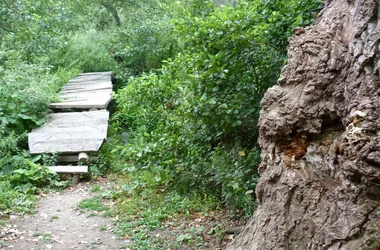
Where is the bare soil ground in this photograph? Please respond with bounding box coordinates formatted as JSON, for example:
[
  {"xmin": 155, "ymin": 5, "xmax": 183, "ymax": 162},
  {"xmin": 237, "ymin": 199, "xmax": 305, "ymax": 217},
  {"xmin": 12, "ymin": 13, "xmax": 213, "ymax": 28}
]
[{"xmin": 0, "ymin": 180, "xmax": 128, "ymax": 250}]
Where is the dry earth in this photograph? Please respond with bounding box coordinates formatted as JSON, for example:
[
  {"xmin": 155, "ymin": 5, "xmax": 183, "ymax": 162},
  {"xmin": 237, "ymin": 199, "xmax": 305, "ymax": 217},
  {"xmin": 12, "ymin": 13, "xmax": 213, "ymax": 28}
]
[{"xmin": 0, "ymin": 180, "xmax": 129, "ymax": 250}]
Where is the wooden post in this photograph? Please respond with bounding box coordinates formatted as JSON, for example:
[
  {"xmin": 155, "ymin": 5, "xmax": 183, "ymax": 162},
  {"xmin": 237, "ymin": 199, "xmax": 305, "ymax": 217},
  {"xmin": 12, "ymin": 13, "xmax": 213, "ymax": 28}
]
[
  {"xmin": 73, "ymin": 152, "xmax": 89, "ymax": 185},
  {"xmin": 73, "ymin": 174, "xmax": 80, "ymax": 185},
  {"xmin": 78, "ymin": 152, "xmax": 89, "ymax": 163}
]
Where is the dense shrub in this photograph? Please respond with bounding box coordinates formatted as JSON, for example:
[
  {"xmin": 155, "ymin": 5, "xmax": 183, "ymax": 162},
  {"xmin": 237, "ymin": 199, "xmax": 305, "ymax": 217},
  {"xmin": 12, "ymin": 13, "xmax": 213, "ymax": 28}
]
[
  {"xmin": 0, "ymin": 180, "xmax": 35, "ymax": 216},
  {"xmin": 0, "ymin": 64, "xmax": 75, "ymax": 134},
  {"xmin": 48, "ymin": 29, "xmax": 118, "ymax": 73},
  {"xmin": 109, "ymin": 0, "xmax": 321, "ymax": 213},
  {"xmin": 110, "ymin": 1, "xmax": 177, "ymax": 83}
]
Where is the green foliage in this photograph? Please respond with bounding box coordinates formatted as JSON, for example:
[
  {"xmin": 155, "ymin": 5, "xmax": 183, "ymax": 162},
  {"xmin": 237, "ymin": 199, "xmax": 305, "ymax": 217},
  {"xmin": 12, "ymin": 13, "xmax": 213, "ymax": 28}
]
[
  {"xmin": 109, "ymin": 0, "xmax": 321, "ymax": 214},
  {"xmin": 110, "ymin": 0, "xmax": 177, "ymax": 83},
  {"xmin": 115, "ymin": 185, "xmax": 221, "ymax": 249},
  {"xmin": 0, "ymin": 39, "xmax": 78, "ymax": 217},
  {"xmin": 0, "ymin": 64, "xmax": 75, "ymax": 134},
  {"xmin": 48, "ymin": 29, "xmax": 118, "ymax": 72},
  {"xmin": 0, "ymin": 0, "xmax": 77, "ymax": 64},
  {"xmin": 9, "ymin": 160, "xmax": 58, "ymax": 192},
  {"xmin": 88, "ymin": 157, "xmax": 109, "ymax": 177},
  {"xmin": 0, "ymin": 151, "xmax": 62, "ymax": 216},
  {"xmin": 0, "ymin": 0, "xmax": 322, "ymax": 219},
  {"xmin": 0, "ymin": 63, "xmax": 77, "ymax": 176},
  {"xmin": 210, "ymin": 146, "xmax": 260, "ymax": 214},
  {"xmin": 0, "ymin": 180, "xmax": 36, "ymax": 216}
]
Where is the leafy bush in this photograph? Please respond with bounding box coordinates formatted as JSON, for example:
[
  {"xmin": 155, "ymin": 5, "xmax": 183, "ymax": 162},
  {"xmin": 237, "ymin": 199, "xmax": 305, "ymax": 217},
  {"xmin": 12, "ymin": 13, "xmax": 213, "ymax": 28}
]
[
  {"xmin": 0, "ymin": 0, "xmax": 77, "ymax": 65},
  {"xmin": 0, "ymin": 151, "xmax": 61, "ymax": 216},
  {"xmin": 48, "ymin": 29, "xmax": 118, "ymax": 73},
  {"xmin": 0, "ymin": 180, "xmax": 36, "ymax": 216},
  {"xmin": 0, "ymin": 64, "xmax": 72, "ymax": 134},
  {"xmin": 109, "ymin": 0, "xmax": 177, "ymax": 84},
  {"xmin": 109, "ymin": 0, "xmax": 321, "ymax": 214}
]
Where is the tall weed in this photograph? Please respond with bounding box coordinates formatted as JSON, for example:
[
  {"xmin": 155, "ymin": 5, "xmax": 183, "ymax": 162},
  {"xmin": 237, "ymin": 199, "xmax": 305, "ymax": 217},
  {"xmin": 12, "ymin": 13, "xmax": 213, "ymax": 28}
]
[{"xmin": 48, "ymin": 29, "xmax": 118, "ymax": 73}]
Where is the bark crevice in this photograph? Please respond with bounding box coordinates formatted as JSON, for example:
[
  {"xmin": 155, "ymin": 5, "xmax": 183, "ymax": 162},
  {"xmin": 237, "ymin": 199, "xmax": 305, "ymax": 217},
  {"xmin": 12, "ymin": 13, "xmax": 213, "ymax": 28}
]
[{"xmin": 228, "ymin": 0, "xmax": 380, "ymax": 249}]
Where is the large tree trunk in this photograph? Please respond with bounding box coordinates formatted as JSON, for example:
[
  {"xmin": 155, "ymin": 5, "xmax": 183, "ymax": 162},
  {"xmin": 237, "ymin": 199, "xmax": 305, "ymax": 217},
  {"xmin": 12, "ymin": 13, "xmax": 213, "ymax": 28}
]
[{"xmin": 228, "ymin": 0, "xmax": 380, "ymax": 249}]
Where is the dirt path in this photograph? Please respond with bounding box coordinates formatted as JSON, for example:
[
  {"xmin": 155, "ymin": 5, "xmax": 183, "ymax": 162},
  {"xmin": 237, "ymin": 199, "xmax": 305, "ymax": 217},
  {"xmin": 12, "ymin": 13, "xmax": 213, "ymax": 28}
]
[{"xmin": 1, "ymin": 180, "xmax": 129, "ymax": 250}]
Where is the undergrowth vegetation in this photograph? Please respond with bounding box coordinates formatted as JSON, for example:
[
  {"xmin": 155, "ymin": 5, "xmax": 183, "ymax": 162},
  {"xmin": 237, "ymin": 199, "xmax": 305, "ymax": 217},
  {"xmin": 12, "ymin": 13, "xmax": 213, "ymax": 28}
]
[
  {"xmin": 0, "ymin": 63, "xmax": 77, "ymax": 216},
  {"xmin": 107, "ymin": 0, "xmax": 322, "ymax": 215}
]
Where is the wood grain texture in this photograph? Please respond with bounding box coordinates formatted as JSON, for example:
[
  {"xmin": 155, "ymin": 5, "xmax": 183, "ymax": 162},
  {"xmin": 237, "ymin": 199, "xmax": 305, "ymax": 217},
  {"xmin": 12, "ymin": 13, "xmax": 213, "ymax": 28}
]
[
  {"xmin": 28, "ymin": 110, "xmax": 109, "ymax": 154},
  {"xmin": 29, "ymin": 72, "xmax": 112, "ymax": 155},
  {"xmin": 49, "ymin": 72, "xmax": 113, "ymax": 110}
]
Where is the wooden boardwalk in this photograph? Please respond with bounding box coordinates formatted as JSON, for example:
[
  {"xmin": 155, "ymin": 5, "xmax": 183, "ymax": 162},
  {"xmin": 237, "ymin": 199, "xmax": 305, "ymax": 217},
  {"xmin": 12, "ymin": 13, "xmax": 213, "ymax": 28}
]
[
  {"xmin": 50, "ymin": 72, "xmax": 112, "ymax": 110},
  {"xmin": 28, "ymin": 72, "xmax": 113, "ymax": 183},
  {"xmin": 28, "ymin": 110, "xmax": 109, "ymax": 154}
]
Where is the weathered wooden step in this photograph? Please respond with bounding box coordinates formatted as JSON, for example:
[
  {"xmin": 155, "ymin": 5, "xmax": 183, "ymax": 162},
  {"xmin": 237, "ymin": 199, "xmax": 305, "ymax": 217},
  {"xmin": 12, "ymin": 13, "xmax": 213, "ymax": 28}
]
[
  {"xmin": 48, "ymin": 166, "xmax": 88, "ymax": 174},
  {"xmin": 48, "ymin": 166, "xmax": 88, "ymax": 185}
]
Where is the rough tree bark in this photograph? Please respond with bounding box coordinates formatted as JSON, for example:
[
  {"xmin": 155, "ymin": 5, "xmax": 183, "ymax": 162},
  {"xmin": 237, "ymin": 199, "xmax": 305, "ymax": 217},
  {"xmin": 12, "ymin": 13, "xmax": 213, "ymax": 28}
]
[{"xmin": 228, "ymin": 0, "xmax": 380, "ymax": 249}]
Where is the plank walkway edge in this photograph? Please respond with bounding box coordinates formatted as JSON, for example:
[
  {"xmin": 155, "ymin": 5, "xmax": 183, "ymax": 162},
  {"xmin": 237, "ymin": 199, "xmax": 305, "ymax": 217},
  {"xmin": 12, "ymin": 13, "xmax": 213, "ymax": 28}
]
[{"xmin": 48, "ymin": 166, "xmax": 88, "ymax": 174}]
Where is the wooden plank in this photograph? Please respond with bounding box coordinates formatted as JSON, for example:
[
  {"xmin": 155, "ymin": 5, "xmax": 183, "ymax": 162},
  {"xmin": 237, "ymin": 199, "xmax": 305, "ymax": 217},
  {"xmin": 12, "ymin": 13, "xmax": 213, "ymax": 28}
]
[
  {"xmin": 57, "ymin": 155, "xmax": 99, "ymax": 163},
  {"xmin": 58, "ymin": 94, "xmax": 112, "ymax": 101},
  {"xmin": 33, "ymin": 110, "xmax": 109, "ymax": 128},
  {"xmin": 45, "ymin": 110, "xmax": 109, "ymax": 121},
  {"xmin": 48, "ymin": 166, "xmax": 88, "ymax": 174},
  {"xmin": 67, "ymin": 78, "xmax": 111, "ymax": 83},
  {"xmin": 50, "ymin": 72, "xmax": 113, "ymax": 110},
  {"xmin": 68, "ymin": 75, "xmax": 110, "ymax": 79},
  {"xmin": 29, "ymin": 129, "xmax": 107, "ymax": 141},
  {"xmin": 61, "ymin": 88, "xmax": 112, "ymax": 95},
  {"xmin": 60, "ymin": 89, "xmax": 111, "ymax": 97},
  {"xmin": 67, "ymin": 81, "xmax": 110, "ymax": 85},
  {"xmin": 73, "ymin": 74, "xmax": 111, "ymax": 80},
  {"xmin": 35, "ymin": 121, "xmax": 108, "ymax": 129},
  {"xmin": 29, "ymin": 138, "xmax": 105, "ymax": 154},
  {"xmin": 52, "ymin": 96, "xmax": 111, "ymax": 104},
  {"xmin": 61, "ymin": 87, "xmax": 112, "ymax": 93},
  {"xmin": 28, "ymin": 110, "xmax": 109, "ymax": 154},
  {"xmin": 62, "ymin": 89, "xmax": 112, "ymax": 95},
  {"xmin": 62, "ymin": 82, "xmax": 112, "ymax": 88},
  {"xmin": 78, "ymin": 71, "xmax": 112, "ymax": 76},
  {"xmin": 49, "ymin": 98, "xmax": 112, "ymax": 109},
  {"xmin": 32, "ymin": 126, "xmax": 108, "ymax": 135}
]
